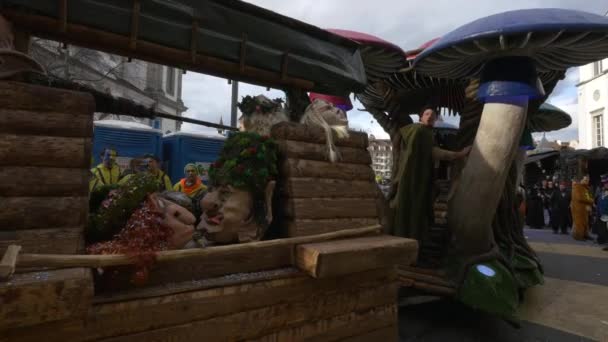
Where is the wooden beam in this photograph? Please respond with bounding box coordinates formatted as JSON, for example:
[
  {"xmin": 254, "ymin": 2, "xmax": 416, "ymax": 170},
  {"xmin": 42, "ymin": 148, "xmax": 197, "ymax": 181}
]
[
  {"xmin": 86, "ymin": 269, "xmax": 396, "ymax": 340},
  {"xmin": 190, "ymin": 20, "xmax": 199, "ymax": 63},
  {"xmin": 0, "ymin": 196, "xmax": 88, "ymax": 230},
  {"xmin": 281, "ymin": 177, "xmax": 377, "ymax": 199},
  {"xmin": 0, "ymin": 81, "xmax": 95, "ymax": 115},
  {"xmin": 284, "ymin": 197, "xmax": 378, "ymax": 219},
  {"xmin": 0, "ymin": 167, "xmax": 90, "ymax": 197},
  {"xmin": 252, "ymin": 304, "xmax": 397, "ymax": 342},
  {"xmin": 403, "ymin": 279, "xmax": 457, "ymax": 297},
  {"xmin": 287, "ymin": 218, "xmax": 379, "ymax": 237},
  {"xmin": 17, "ymin": 77, "xmax": 236, "ymax": 131},
  {"xmin": 2, "ymin": 10, "xmax": 315, "ymax": 91},
  {"xmin": 92, "ymin": 268, "xmax": 302, "ymax": 304},
  {"xmin": 296, "ymin": 235, "xmax": 418, "ymax": 278},
  {"xmin": 15, "ymin": 226, "xmax": 382, "ymax": 269},
  {"xmin": 129, "ymin": 0, "xmax": 140, "ymax": 50},
  {"xmin": 10, "ymin": 226, "xmax": 380, "ymax": 291},
  {"xmin": 400, "ymin": 265, "xmax": 447, "ymax": 277},
  {"xmin": 272, "ymin": 122, "xmax": 369, "ymax": 148},
  {"xmin": 94, "ymin": 295, "xmax": 397, "ymax": 342},
  {"xmin": 239, "ymin": 33, "xmax": 247, "ymax": 73},
  {"xmin": 281, "ymin": 52, "xmax": 289, "ymax": 80},
  {"xmin": 0, "ymin": 245, "xmax": 21, "ymax": 279},
  {"xmin": 1, "ymin": 319, "xmax": 84, "ymax": 342},
  {"xmin": 281, "ymin": 159, "xmax": 375, "ymax": 181},
  {"xmin": 0, "ymin": 108, "xmax": 93, "ymax": 138},
  {"xmin": 398, "ymin": 269, "xmax": 454, "ymax": 288},
  {"xmin": 339, "ymin": 325, "xmax": 398, "ymax": 342},
  {"xmin": 0, "ymin": 134, "xmax": 91, "ymax": 168},
  {"xmin": 0, "ymin": 227, "xmax": 84, "ymax": 255},
  {"xmin": 128, "ymin": 243, "xmax": 293, "ymax": 291},
  {"xmin": 277, "ymin": 140, "xmax": 372, "ymax": 165},
  {"xmin": 58, "ymin": 0, "xmax": 67, "ymax": 33},
  {"xmin": 0, "ymin": 268, "xmax": 92, "ymax": 330}
]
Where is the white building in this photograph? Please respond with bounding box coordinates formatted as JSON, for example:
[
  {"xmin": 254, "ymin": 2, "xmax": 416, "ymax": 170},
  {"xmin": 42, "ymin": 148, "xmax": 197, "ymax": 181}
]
[
  {"xmin": 368, "ymin": 135, "xmax": 392, "ymax": 179},
  {"xmin": 31, "ymin": 40, "xmax": 187, "ymax": 134},
  {"xmin": 577, "ymin": 58, "xmax": 608, "ymax": 149}
]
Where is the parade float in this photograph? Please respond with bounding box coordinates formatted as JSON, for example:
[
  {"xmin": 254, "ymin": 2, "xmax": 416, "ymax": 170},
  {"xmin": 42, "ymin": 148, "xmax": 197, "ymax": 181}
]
[
  {"xmin": 2, "ymin": 2, "xmax": 608, "ymax": 340},
  {"xmin": 0, "ymin": 1, "xmax": 417, "ymax": 341}
]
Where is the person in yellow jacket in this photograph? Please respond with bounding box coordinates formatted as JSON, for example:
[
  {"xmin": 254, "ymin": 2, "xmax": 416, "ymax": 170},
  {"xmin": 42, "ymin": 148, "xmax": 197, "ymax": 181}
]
[
  {"xmin": 144, "ymin": 153, "xmax": 172, "ymax": 191},
  {"xmin": 89, "ymin": 148, "xmax": 121, "ymax": 191},
  {"xmin": 173, "ymin": 163, "xmax": 207, "ymax": 198}
]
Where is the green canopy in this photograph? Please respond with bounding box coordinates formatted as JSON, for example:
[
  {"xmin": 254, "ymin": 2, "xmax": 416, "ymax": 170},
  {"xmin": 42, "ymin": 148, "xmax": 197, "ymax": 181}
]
[{"xmin": 3, "ymin": 0, "xmax": 367, "ymax": 94}]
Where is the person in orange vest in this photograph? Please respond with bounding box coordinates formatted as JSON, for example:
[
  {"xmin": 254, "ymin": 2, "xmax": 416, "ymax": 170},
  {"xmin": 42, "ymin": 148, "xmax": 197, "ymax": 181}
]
[{"xmin": 173, "ymin": 163, "xmax": 207, "ymax": 198}]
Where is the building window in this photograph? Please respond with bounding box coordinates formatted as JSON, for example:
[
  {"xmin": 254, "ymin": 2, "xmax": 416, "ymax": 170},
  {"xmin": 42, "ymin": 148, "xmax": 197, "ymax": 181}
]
[
  {"xmin": 593, "ymin": 60, "xmax": 603, "ymax": 77},
  {"xmin": 592, "ymin": 113, "xmax": 603, "ymax": 147},
  {"xmin": 165, "ymin": 67, "xmax": 175, "ymax": 96},
  {"xmin": 153, "ymin": 118, "xmax": 161, "ymax": 129}
]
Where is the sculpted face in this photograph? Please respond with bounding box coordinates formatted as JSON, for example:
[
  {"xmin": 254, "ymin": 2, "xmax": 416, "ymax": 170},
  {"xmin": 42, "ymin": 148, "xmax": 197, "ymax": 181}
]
[
  {"xmin": 198, "ymin": 182, "xmax": 274, "ymax": 244},
  {"xmin": 309, "ymin": 99, "xmax": 348, "ymax": 127},
  {"xmin": 198, "ymin": 185, "xmax": 254, "ymax": 244},
  {"xmin": 150, "ymin": 194, "xmax": 195, "ymax": 249}
]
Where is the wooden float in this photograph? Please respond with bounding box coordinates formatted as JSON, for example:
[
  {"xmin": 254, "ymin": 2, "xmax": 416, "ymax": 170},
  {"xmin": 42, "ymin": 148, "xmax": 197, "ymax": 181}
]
[
  {"xmin": 0, "ymin": 81, "xmax": 418, "ymax": 341},
  {"xmin": 0, "ymin": 1, "xmax": 423, "ymax": 339}
]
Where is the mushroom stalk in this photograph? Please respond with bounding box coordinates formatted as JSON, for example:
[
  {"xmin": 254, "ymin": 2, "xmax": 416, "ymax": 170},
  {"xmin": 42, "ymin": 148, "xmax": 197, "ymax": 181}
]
[
  {"xmin": 449, "ymin": 56, "xmax": 541, "ymax": 255},
  {"xmin": 449, "ymin": 99, "xmax": 528, "ymax": 254}
]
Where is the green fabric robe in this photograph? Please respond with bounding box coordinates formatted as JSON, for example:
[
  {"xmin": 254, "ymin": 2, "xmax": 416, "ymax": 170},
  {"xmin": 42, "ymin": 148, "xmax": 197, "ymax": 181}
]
[{"xmin": 389, "ymin": 123, "xmax": 434, "ymax": 241}]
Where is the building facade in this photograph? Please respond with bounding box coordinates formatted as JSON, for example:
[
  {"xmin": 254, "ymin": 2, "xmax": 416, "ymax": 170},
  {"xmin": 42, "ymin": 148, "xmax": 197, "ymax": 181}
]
[
  {"xmin": 577, "ymin": 58, "xmax": 608, "ymax": 149},
  {"xmin": 368, "ymin": 136, "xmax": 392, "ymax": 179},
  {"xmin": 31, "ymin": 39, "xmax": 187, "ymax": 134}
]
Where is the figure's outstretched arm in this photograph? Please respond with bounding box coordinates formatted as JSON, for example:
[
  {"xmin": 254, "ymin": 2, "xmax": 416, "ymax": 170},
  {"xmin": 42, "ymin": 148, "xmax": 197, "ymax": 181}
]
[{"xmin": 432, "ymin": 146, "xmax": 471, "ymax": 161}]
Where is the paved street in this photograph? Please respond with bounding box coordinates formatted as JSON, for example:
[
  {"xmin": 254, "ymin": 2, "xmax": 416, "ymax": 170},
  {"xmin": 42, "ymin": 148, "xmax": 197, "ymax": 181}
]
[{"xmin": 399, "ymin": 228, "xmax": 608, "ymax": 341}]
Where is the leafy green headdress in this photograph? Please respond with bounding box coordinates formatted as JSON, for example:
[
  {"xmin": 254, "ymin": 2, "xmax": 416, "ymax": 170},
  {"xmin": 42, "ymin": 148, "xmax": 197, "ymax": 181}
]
[
  {"xmin": 237, "ymin": 95, "xmax": 284, "ymax": 117},
  {"xmin": 208, "ymin": 132, "xmax": 278, "ymax": 193}
]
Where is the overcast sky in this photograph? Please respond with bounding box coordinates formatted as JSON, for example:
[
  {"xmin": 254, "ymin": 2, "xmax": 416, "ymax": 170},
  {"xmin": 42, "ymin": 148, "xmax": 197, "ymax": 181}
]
[{"xmin": 181, "ymin": 0, "xmax": 608, "ymax": 142}]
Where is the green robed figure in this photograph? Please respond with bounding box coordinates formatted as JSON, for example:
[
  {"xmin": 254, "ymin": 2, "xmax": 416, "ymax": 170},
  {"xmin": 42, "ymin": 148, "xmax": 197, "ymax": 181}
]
[{"xmin": 389, "ymin": 106, "xmax": 470, "ymax": 241}]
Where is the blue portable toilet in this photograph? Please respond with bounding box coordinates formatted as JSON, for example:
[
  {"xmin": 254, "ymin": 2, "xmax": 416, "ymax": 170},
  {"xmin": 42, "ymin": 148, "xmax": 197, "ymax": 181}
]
[
  {"xmin": 92, "ymin": 120, "xmax": 163, "ymax": 171},
  {"xmin": 162, "ymin": 131, "xmax": 226, "ymax": 184}
]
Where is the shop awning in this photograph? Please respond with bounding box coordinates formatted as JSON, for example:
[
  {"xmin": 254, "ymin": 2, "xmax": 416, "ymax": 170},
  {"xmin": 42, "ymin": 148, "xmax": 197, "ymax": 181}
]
[{"xmin": 525, "ymin": 150, "xmax": 559, "ymax": 164}]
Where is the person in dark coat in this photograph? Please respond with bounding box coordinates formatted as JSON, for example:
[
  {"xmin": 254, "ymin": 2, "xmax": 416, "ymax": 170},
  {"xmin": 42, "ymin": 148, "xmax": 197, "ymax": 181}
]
[
  {"xmin": 544, "ymin": 180, "xmax": 556, "ymax": 228},
  {"xmin": 550, "ymin": 181, "xmax": 571, "ymax": 234},
  {"xmin": 595, "ymin": 175, "xmax": 608, "ymax": 245},
  {"xmin": 526, "ymin": 185, "xmax": 545, "ymax": 229}
]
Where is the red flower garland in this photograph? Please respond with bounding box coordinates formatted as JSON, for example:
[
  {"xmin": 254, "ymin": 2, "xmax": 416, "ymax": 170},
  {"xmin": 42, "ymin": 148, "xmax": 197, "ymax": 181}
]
[{"xmin": 87, "ymin": 196, "xmax": 174, "ymax": 285}]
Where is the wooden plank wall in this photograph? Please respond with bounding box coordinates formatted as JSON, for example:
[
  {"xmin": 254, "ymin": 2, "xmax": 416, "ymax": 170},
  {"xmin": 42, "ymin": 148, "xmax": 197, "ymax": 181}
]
[
  {"xmin": 271, "ymin": 122, "xmax": 380, "ymax": 237},
  {"xmin": 0, "ymin": 81, "xmax": 94, "ymax": 256},
  {"xmin": 2, "ymin": 268, "xmax": 399, "ymax": 342}
]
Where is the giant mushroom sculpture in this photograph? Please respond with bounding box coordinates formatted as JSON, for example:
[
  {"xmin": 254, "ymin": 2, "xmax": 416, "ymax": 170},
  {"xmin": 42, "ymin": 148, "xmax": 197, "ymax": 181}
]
[
  {"xmin": 309, "ymin": 92, "xmax": 353, "ymax": 112},
  {"xmin": 324, "ymin": 29, "xmax": 409, "ymax": 129},
  {"xmin": 414, "ymin": 8, "xmax": 608, "ymax": 256}
]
